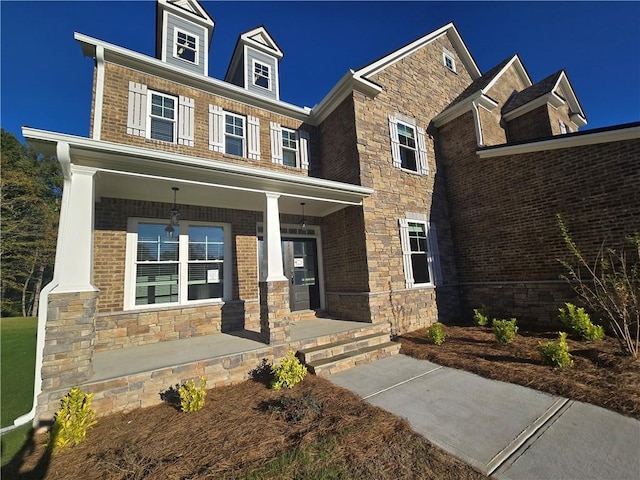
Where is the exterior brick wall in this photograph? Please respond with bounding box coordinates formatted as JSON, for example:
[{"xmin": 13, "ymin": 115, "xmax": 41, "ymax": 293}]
[
  {"xmin": 98, "ymin": 62, "xmax": 316, "ymax": 178},
  {"xmin": 505, "ymin": 104, "xmax": 553, "ymax": 143}
]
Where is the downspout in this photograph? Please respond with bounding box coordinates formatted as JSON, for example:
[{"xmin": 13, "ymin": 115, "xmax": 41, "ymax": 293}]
[
  {"xmin": 471, "ymin": 100, "xmax": 484, "ymax": 147},
  {"xmin": 92, "ymin": 45, "xmax": 105, "ymax": 140},
  {"xmin": 1, "ymin": 142, "xmax": 72, "ymax": 434}
]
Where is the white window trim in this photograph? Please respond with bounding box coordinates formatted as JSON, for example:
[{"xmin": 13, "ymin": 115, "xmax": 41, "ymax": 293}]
[
  {"xmin": 281, "ymin": 127, "xmax": 299, "ymax": 167},
  {"xmin": 252, "ymin": 59, "xmax": 272, "ymax": 91},
  {"xmin": 173, "ymin": 27, "xmax": 199, "ymax": 66},
  {"xmin": 399, "ymin": 217, "xmax": 441, "ymax": 289},
  {"xmin": 147, "ymin": 90, "xmax": 178, "ymax": 144},
  {"xmin": 389, "ymin": 115, "xmax": 429, "ymax": 175},
  {"xmin": 443, "ymin": 48, "xmax": 456, "ymax": 73},
  {"xmin": 224, "ymin": 112, "xmax": 246, "ymax": 157},
  {"xmin": 124, "ymin": 218, "xmax": 232, "ymax": 310},
  {"xmin": 559, "ymin": 120, "xmax": 567, "ymax": 134}
]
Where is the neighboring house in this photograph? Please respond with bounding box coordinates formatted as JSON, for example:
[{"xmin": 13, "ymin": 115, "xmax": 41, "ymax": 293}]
[{"xmin": 22, "ymin": 0, "xmax": 639, "ymax": 424}]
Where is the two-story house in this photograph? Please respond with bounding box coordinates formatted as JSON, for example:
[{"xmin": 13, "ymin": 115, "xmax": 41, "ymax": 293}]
[{"xmin": 21, "ymin": 0, "xmax": 639, "ymax": 425}]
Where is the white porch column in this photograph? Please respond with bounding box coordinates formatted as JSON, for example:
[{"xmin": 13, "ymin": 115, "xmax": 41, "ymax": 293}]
[
  {"xmin": 56, "ymin": 164, "xmax": 98, "ymax": 293},
  {"xmin": 264, "ymin": 192, "xmax": 287, "ymax": 282}
]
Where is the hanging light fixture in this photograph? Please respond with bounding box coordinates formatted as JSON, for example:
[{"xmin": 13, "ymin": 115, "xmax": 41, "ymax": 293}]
[
  {"xmin": 299, "ymin": 202, "xmax": 307, "ymax": 228},
  {"xmin": 165, "ymin": 187, "xmax": 180, "ymax": 238}
]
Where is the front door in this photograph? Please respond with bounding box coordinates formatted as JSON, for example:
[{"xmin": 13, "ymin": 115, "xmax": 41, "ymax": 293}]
[{"xmin": 282, "ymin": 238, "xmax": 320, "ymax": 311}]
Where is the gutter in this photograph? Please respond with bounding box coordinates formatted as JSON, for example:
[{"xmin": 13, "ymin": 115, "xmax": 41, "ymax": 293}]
[{"xmin": 0, "ymin": 142, "xmax": 73, "ymax": 434}]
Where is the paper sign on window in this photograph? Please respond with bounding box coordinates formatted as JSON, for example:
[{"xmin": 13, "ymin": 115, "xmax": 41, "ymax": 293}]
[
  {"xmin": 294, "ymin": 258, "xmax": 304, "ymax": 268},
  {"xmin": 207, "ymin": 269, "xmax": 220, "ymax": 283}
]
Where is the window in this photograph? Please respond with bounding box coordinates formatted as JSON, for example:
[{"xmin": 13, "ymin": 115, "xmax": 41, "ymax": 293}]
[
  {"xmin": 282, "ymin": 128, "xmax": 298, "ymax": 167},
  {"xmin": 389, "ymin": 115, "xmax": 429, "ymax": 174},
  {"xmin": 253, "ymin": 61, "xmax": 271, "ymax": 90},
  {"xmin": 175, "ymin": 29, "xmax": 198, "ymax": 64},
  {"xmin": 224, "ymin": 113, "xmax": 245, "ymax": 156},
  {"xmin": 399, "ymin": 218, "xmax": 441, "ymax": 288},
  {"xmin": 149, "ymin": 92, "xmax": 177, "ymax": 143},
  {"xmin": 127, "ymin": 220, "xmax": 229, "ymax": 308},
  {"xmin": 443, "ymin": 49, "xmax": 456, "ymax": 72},
  {"xmin": 559, "ymin": 120, "xmax": 567, "ymax": 134},
  {"xmin": 397, "ymin": 122, "xmax": 418, "ymax": 171}
]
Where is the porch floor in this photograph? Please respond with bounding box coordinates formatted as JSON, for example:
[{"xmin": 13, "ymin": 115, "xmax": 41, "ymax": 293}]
[{"xmin": 91, "ymin": 317, "xmax": 372, "ymax": 382}]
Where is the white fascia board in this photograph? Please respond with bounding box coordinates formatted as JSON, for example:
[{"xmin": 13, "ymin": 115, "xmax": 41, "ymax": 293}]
[
  {"xmin": 483, "ymin": 55, "xmax": 532, "ymax": 93},
  {"xmin": 502, "ymin": 92, "xmax": 564, "ymax": 122},
  {"xmin": 555, "ymin": 72, "xmax": 587, "ymax": 122},
  {"xmin": 74, "ymin": 33, "xmax": 312, "ymax": 122},
  {"xmin": 432, "ymin": 92, "xmax": 498, "ymax": 128},
  {"xmin": 310, "ymin": 70, "xmax": 383, "ymax": 124},
  {"xmin": 477, "ymin": 125, "xmax": 640, "ymax": 158},
  {"xmin": 22, "ymin": 128, "xmax": 374, "ymax": 200},
  {"xmin": 355, "ymin": 23, "xmax": 481, "ymax": 80}
]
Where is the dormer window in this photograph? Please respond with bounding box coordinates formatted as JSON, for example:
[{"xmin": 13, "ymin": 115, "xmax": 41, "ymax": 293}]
[
  {"xmin": 253, "ymin": 61, "xmax": 271, "ymax": 90},
  {"xmin": 175, "ymin": 29, "xmax": 198, "ymax": 64},
  {"xmin": 149, "ymin": 91, "xmax": 177, "ymax": 143},
  {"xmin": 443, "ymin": 48, "xmax": 456, "ymax": 73}
]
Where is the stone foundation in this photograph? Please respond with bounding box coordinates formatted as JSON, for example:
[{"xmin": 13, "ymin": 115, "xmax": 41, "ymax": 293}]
[{"xmin": 259, "ymin": 281, "xmax": 291, "ymax": 344}]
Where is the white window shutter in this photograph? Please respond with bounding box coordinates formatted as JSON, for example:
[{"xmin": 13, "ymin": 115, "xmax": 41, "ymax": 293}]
[
  {"xmin": 247, "ymin": 115, "xmax": 261, "ymax": 160},
  {"xmin": 399, "ymin": 218, "xmax": 414, "ymax": 289},
  {"xmin": 388, "ymin": 115, "xmax": 401, "ymax": 168},
  {"xmin": 427, "ymin": 222, "xmax": 442, "ymax": 286},
  {"xmin": 298, "ymin": 130, "xmax": 310, "ymax": 170},
  {"xmin": 209, "ymin": 105, "xmax": 224, "ymax": 152},
  {"xmin": 417, "ymin": 126, "xmax": 429, "ymax": 175},
  {"xmin": 178, "ymin": 95, "xmax": 195, "ymax": 147},
  {"xmin": 559, "ymin": 120, "xmax": 567, "ymax": 134},
  {"xmin": 127, "ymin": 81, "xmax": 147, "ymax": 137},
  {"xmin": 270, "ymin": 121, "xmax": 283, "ymax": 165}
]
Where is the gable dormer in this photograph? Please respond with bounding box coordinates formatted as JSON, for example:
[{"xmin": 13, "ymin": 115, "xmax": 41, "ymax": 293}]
[
  {"xmin": 225, "ymin": 26, "xmax": 283, "ymax": 101},
  {"xmin": 156, "ymin": 0, "xmax": 214, "ymax": 76}
]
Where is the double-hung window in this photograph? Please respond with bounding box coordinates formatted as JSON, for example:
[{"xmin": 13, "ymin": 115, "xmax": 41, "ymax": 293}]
[
  {"xmin": 389, "ymin": 115, "xmax": 429, "ymax": 174},
  {"xmin": 399, "ymin": 217, "xmax": 441, "ymax": 288},
  {"xmin": 175, "ymin": 29, "xmax": 198, "ymax": 64},
  {"xmin": 282, "ymin": 128, "xmax": 298, "ymax": 167},
  {"xmin": 126, "ymin": 220, "xmax": 230, "ymax": 309},
  {"xmin": 253, "ymin": 61, "xmax": 271, "ymax": 90},
  {"xmin": 224, "ymin": 113, "xmax": 245, "ymax": 156},
  {"xmin": 443, "ymin": 48, "xmax": 456, "ymax": 72},
  {"xmin": 149, "ymin": 92, "xmax": 177, "ymax": 143}
]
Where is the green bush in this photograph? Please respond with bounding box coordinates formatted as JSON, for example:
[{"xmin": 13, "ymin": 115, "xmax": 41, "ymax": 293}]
[
  {"xmin": 426, "ymin": 323, "xmax": 446, "ymax": 345},
  {"xmin": 558, "ymin": 303, "xmax": 605, "ymax": 341},
  {"xmin": 178, "ymin": 377, "xmax": 207, "ymax": 413},
  {"xmin": 538, "ymin": 332, "xmax": 574, "ymax": 368},
  {"xmin": 492, "ymin": 318, "xmax": 518, "ymax": 344},
  {"xmin": 472, "ymin": 306, "xmax": 490, "ymax": 326},
  {"xmin": 49, "ymin": 387, "xmax": 97, "ymax": 452},
  {"xmin": 271, "ymin": 351, "xmax": 307, "ymax": 390},
  {"xmin": 267, "ymin": 392, "xmax": 323, "ymax": 423}
]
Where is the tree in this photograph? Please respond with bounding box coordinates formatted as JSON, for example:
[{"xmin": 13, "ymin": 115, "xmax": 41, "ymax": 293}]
[{"xmin": 1, "ymin": 129, "xmax": 62, "ymax": 316}]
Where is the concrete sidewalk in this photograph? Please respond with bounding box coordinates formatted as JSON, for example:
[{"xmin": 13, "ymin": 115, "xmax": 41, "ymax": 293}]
[{"xmin": 328, "ymin": 355, "xmax": 640, "ymax": 480}]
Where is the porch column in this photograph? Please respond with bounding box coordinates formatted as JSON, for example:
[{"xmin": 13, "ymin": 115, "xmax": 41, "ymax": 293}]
[
  {"xmin": 260, "ymin": 192, "xmax": 290, "ymax": 344},
  {"xmin": 263, "ymin": 192, "xmax": 287, "ymax": 282}
]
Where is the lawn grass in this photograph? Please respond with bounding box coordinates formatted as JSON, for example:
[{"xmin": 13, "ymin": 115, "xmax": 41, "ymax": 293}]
[{"xmin": 1, "ymin": 316, "xmax": 37, "ymax": 465}]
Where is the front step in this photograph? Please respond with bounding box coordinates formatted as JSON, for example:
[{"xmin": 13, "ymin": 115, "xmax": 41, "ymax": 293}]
[{"xmin": 298, "ymin": 332, "xmax": 401, "ymax": 376}]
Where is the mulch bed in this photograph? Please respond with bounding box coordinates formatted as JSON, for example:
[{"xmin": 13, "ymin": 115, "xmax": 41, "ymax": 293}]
[
  {"xmin": 398, "ymin": 323, "xmax": 640, "ymax": 419},
  {"xmin": 4, "ymin": 374, "xmax": 485, "ymax": 480}
]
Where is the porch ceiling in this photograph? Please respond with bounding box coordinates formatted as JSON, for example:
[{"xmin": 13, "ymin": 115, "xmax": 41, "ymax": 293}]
[{"xmin": 23, "ymin": 128, "xmax": 373, "ymax": 217}]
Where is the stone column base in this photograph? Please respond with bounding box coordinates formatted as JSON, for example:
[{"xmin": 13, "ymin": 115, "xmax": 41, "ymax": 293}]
[{"xmin": 259, "ymin": 281, "xmax": 290, "ymax": 344}]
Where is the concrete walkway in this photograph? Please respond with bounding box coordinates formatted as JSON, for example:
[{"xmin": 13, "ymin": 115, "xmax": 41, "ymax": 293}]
[{"xmin": 328, "ymin": 355, "xmax": 640, "ymax": 480}]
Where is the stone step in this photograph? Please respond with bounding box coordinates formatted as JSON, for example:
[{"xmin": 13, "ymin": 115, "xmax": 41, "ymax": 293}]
[
  {"xmin": 304, "ymin": 341, "xmax": 401, "ymax": 377},
  {"xmin": 289, "ymin": 309, "xmax": 331, "ymax": 322},
  {"xmin": 297, "ymin": 332, "xmax": 391, "ymax": 364}
]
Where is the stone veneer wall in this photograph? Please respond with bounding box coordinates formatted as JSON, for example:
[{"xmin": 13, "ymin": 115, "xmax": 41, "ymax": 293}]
[{"xmin": 37, "ymin": 290, "xmax": 99, "ymax": 421}]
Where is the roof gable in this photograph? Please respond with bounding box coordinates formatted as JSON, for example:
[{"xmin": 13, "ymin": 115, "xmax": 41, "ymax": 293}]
[
  {"xmin": 157, "ymin": 0, "xmax": 213, "ymax": 27},
  {"xmin": 240, "ymin": 26, "xmax": 283, "ymax": 59},
  {"xmin": 354, "ymin": 23, "xmax": 481, "ymax": 81}
]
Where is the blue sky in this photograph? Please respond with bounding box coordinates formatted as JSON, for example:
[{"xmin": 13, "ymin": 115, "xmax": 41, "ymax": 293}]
[{"xmin": 1, "ymin": 1, "xmax": 639, "ymax": 143}]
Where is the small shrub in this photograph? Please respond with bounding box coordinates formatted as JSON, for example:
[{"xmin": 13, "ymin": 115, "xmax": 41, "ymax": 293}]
[
  {"xmin": 492, "ymin": 318, "xmax": 518, "ymax": 344},
  {"xmin": 178, "ymin": 377, "xmax": 207, "ymax": 412},
  {"xmin": 473, "ymin": 305, "xmax": 490, "ymax": 326},
  {"xmin": 426, "ymin": 323, "xmax": 446, "ymax": 345},
  {"xmin": 538, "ymin": 332, "xmax": 574, "ymax": 368},
  {"xmin": 271, "ymin": 351, "xmax": 307, "ymax": 390},
  {"xmin": 266, "ymin": 392, "xmax": 323, "ymax": 423},
  {"xmin": 49, "ymin": 387, "xmax": 97, "ymax": 452},
  {"xmin": 559, "ymin": 303, "xmax": 605, "ymax": 341}
]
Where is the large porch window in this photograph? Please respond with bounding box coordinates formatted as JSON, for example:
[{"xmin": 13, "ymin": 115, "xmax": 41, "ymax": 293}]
[{"xmin": 126, "ymin": 219, "xmax": 230, "ymax": 309}]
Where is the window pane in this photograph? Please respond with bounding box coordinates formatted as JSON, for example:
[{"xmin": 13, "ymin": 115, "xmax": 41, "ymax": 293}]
[
  {"xmin": 283, "ymin": 149, "xmax": 297, "ymax": 167},
  {"xmin": 137, "ymin": 224, "xmax": 179, "ymax": 261},
  {"xmin": 150, "ymin": 118, "xmax": 174, "ymax": 142},
  {"xmin": 400, "ymin": 148, "xmax": 417, "ymax": 171},
  {"xmin": 188, "ymin": 263, "xmax": 223, "ymax": 300},
  {"xmin": 225, "ymin": 136, "xmax": 244, "ymax": 156},
  {"xmin": 135, "ymin": 263, "xmax": 179, "ymax": 305},
  {"xmin": 188, "ymin": 226, "xmax": 224, "ymax": 261},
  {"xmin": 411, "ymin": 252, "xmax": 430, "ymax": 284}
]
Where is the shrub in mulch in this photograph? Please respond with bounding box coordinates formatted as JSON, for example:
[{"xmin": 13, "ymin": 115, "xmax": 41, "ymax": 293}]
[{"xmin": 398, "ymin": 323, "xmax": 640, "ymax": 419}]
